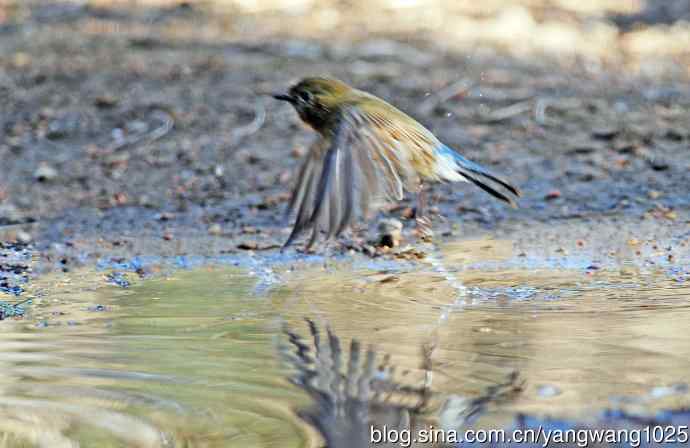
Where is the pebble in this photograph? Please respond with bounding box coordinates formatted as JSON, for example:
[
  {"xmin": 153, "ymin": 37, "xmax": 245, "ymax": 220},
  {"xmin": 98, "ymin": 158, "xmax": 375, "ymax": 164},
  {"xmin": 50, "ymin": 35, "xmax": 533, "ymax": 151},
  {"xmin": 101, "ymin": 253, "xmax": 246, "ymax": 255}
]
[
  {"xmin": 208, "ymin": 223, "xmax": 222, "ymax": 235},
  {"xmin": 33, "ymin": 164, "xmax": 58, "ymax": 182},
  {"xmin": 16, "ymin": 231, "xmax": 32, "ymax": 244},
  {"xmin": 237, "ymin": 241, "xmax": 258, "ymax": 250},
  {"xmin": 291, "ymin": 146, "xmax": 307, "ymax": 158},
  {"xmin": 545, "ymin": 190, "xmax": 561, "ymax": 200},
  {"xmin": 377, "ymin": 218, "xmax": 403, "ymax": 248}
]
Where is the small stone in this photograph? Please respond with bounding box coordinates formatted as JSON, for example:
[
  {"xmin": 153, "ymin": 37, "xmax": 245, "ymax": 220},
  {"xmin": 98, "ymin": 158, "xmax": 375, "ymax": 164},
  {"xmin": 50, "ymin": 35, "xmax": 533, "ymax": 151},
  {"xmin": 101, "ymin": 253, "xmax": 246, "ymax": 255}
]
[
  {"xmin": 291, "ymin": 146, "xmax": 307, "ymax": 158},
  {"xmin": 16, "ymin": 231, "xmax": 32, "ymax": 244},
  {"xmin": 399, "ymin": 207, "xmax": 415, "ymax": 220},
  {"xmin": 138, "ymin": 195, "xmax": 154, "ymax": 207},
  {"xmin": 94, "ymin": 95, "xmax": 119, "ymax": 108},
  {"xmin": 13, "ymin": 52, "xmax": 30, "ymax": 68},
  {"xmin": 362, "ymin": 244, "xmax": 377, "ymax": 257},
  {"xmin": 377, "ymin": 274, "xmax": 399, "ymax": 284},
  {"xmin": 237, "ymin": 241, "xmax": 258, "ymax": 250},
  {"xmin": 378, "ymin": 218, "xmax": 403, "ymax": 248},
  {"xmin": 46, "ymin": 120, "xmax": 69, "ymax": 139},
  {"xmin": 278, "ymin": 170, "xmax": 291, "ymax": 184},
  {"xmin": 113, "ymin": 192, "xmax": 128, "ymax": 205},
  {"xmin": 648, "ymin": 157, "xmax": 669, "ymax": 171},
  {"xmin": 34, "ymin": 164, "xmax": 58, "ymax": 182},
  {"xmin": 208, "ymin": 223, "xmax": 222, "ymax": 235},
  {"xmin": 567, "ymin": 141, "xmax": 603, "ymax": 155},
  {"xmin": 592, "ymin": 127, "xmax": 620, "ymax": 140},
  {"xmin": 0, "ymin": 204, "xmax": 23, "ymax": 224},
  {"xmin": 236, "ymin": 149, "xmax": 261, "ymax": 164},
  {"xmin": 664, "ymin": 129, "xmax": 685, "ymax": 141},
  {"xmin": 544, "ymin": 190, "xmax": 561, "ymax": 200}
]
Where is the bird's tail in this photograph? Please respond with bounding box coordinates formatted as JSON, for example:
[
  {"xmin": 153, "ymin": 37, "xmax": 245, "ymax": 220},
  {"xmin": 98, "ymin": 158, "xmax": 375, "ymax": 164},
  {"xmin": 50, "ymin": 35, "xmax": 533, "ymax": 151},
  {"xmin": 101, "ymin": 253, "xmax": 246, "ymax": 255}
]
[{"xmin": 440, "ymin": 145, "xmax": 521, "ymax": 207}]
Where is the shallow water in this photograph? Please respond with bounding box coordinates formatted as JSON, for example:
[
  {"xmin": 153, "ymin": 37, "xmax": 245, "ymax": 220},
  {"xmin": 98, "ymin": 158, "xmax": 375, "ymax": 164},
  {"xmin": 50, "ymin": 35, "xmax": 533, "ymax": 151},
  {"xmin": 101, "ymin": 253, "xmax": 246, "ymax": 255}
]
[{"xmin": 1, "ymin": 239, "xmax": 690, "ymax": 446}]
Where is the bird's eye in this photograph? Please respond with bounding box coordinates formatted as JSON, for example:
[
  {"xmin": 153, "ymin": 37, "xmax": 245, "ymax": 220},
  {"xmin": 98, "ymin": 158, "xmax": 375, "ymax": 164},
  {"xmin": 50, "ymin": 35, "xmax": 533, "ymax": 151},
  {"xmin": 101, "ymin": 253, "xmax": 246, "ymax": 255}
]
[{"xmin": 298, "ymin": 91, "xmax": 312, "ymax": 102}]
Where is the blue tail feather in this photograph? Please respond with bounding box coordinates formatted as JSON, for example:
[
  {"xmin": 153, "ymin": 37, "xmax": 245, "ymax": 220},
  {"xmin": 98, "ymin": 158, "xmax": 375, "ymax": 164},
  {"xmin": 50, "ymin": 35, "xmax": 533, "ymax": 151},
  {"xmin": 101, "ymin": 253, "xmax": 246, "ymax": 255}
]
[{"xmin": 438, "ymin": 144, "xmax": 520, "ymax": 205}]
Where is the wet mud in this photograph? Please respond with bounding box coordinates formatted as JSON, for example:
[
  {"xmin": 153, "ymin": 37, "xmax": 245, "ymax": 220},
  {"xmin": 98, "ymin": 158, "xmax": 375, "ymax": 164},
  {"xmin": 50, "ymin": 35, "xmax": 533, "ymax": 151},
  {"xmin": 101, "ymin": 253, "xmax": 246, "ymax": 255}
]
[{"xmin": 1, "ymin": 1, "xmax": 690, "ymax": 446}]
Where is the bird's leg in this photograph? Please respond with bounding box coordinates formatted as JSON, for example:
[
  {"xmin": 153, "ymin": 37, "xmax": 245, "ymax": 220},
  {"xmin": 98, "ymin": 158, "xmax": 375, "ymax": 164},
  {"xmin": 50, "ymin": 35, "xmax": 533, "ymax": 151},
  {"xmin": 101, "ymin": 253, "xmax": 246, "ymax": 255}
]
[
  {"xmin": 304, "ymin": 226, "xmax": 319, "ymax": 253},
  {"xmin": 415, "ymin": 184, "xmax": 433, "ymax": 242}
]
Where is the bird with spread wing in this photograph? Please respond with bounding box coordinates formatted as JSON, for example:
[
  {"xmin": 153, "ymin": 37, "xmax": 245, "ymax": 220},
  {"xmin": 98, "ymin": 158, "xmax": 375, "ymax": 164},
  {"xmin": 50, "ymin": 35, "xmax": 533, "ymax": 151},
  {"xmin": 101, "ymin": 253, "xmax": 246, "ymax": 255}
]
[
  {"xmin": 280, "ymin": 320, "xmax": 523, "ymax": 448},
  {"xmin": 273, "ymin": 77, "xmax": 520, "ymax": 250}
]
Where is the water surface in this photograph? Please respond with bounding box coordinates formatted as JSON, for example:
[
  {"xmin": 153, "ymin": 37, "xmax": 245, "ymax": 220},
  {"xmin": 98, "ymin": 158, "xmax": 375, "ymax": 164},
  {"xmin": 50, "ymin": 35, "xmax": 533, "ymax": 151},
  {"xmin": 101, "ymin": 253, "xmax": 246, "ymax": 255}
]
[{"xmin": 1, "ymin": 239, "xmax": 689, "ymax": 446}]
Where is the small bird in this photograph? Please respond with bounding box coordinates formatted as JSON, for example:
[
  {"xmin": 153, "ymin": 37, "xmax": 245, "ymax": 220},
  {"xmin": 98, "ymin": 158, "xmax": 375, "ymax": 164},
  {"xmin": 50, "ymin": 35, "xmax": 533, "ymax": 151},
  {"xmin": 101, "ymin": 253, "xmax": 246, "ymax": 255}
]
[
  {"xmin": 273, "ymin": 77, "xmax": 520, "ymax": 250},
  {"xmin": 280, "ymin": 320, "xmax": 524, "ymax": 448}
]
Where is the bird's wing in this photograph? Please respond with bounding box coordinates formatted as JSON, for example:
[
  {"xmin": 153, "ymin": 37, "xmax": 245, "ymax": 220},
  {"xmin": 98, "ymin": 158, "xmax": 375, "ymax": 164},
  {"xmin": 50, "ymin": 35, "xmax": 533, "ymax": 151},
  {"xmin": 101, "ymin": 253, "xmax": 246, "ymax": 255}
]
[
  {"xmin": 280, "ymin": 321, "xmax": 430, "ymax": 448},
  {"xmin": 284, "ymin": 106, "xmax": 425, "ymax": 249},
  {"xmin": 283, "ymin": 138, "xmax": 329, "ymax": 248},
  {"xmin": 280, "ymin": 321, "xmax": 524, "ymax": 447}
]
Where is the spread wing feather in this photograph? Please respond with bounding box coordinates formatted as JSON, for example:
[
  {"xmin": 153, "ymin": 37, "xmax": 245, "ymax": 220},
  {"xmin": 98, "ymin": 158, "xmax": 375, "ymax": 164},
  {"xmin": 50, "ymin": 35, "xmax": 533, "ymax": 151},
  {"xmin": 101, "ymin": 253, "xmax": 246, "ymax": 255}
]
[{"xmin": 284, "ymin": 107, "xmax": 420, "ymax": 249}]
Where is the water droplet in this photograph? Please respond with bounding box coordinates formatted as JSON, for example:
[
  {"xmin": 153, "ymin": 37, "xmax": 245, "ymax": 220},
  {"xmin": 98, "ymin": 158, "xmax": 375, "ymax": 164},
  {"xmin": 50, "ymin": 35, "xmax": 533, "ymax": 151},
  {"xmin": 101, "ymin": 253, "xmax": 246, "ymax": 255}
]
[
  {"xmin": 650, "ymin": 383, "xmax": 688, "ymax": 399},
  {"xmin": 537, "ymin": 384, "xmax": 561, "ymax": 398}
]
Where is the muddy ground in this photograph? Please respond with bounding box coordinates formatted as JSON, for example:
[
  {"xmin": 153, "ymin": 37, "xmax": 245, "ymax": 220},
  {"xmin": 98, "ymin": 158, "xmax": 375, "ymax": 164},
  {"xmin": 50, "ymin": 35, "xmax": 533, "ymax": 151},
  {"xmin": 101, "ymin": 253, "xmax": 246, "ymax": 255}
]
[
  {"xmin": 1, "ymin": 2, "xmax": 690, "ymax": 444},
  {"xmin": 0, "ymin": 0, "xmax": 689, "ymax": 269}
]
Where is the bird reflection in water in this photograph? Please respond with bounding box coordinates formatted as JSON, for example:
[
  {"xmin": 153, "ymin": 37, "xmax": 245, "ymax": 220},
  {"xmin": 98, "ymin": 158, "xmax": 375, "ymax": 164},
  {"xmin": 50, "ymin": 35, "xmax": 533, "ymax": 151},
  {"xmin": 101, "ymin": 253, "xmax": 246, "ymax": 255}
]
[{"xmin": 280, "ymin": 320, "xmax": 523, "ymax": 448}]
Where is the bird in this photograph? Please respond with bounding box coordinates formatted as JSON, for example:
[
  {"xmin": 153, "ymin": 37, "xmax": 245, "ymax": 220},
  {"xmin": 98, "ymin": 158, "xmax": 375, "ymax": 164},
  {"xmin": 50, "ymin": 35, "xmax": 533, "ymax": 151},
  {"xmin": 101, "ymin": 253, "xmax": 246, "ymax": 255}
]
[
  {"xmin": 279, "ymin": 320, "xmax": 524, "ymax": 448},
  {"xmin": 273, "ymin": 77, "xmax": 520, "ymax": 250}
]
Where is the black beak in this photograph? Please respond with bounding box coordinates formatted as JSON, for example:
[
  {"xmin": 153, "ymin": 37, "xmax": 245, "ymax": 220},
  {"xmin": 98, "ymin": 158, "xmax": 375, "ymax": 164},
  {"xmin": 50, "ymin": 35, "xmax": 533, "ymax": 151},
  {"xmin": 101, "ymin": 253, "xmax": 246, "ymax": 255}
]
[{"xmin": 272, "ymin": 93, "xmax": 295, "ymax": 103}]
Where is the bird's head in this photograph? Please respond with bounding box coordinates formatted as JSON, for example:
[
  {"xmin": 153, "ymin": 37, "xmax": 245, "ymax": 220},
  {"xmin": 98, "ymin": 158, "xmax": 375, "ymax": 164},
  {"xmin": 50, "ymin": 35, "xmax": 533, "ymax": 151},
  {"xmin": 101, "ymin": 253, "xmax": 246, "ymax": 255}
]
[{"xmin": 273, "ymin": 77, "xmax": 351, "ymax": 133}]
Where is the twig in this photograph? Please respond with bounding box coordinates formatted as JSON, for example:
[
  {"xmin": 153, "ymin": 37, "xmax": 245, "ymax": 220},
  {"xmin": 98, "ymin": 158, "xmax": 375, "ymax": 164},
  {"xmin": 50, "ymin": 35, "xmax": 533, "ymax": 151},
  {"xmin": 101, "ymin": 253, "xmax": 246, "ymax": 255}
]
[
  {"xmin": 111, "ymin": 108, "xmax": 175, "ymax": 152},
  {"xmin": 417, "ymin": 78, "xmax": 474, "ymax": 115},
  {"xmin": 229, "ymin": 99, "xmax": 266, "ymax": 146},
  {"xmin": 535, "ymin": 97, "xmax": 583, "ymax": 126},
  {"xmin": 482, "ymin": 100, "xmax": 533, "ymax": 123},
  {"xmin": 534, "ymin": 98, "xmax": 550, "ymax": 125}
]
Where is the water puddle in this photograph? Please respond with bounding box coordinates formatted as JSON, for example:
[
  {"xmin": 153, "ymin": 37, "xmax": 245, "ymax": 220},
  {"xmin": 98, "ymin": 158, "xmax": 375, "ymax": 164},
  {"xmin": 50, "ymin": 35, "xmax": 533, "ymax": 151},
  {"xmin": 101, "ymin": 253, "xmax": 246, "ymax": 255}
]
[{"xmin": 1, "ymin": 239, "xmax": 689, "ymax": 446}]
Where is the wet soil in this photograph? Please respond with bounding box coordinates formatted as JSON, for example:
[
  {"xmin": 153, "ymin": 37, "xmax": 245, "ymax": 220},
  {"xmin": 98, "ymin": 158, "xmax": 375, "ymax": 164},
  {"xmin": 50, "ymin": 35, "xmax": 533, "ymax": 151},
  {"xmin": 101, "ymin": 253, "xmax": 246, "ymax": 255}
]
[
  {"xmin": 1, "ymin": 1, "xmax": 690, "ymax": 445},
  {"xmin": 0, "ymin": 0, "xmax": 688, "ymax": 270}
]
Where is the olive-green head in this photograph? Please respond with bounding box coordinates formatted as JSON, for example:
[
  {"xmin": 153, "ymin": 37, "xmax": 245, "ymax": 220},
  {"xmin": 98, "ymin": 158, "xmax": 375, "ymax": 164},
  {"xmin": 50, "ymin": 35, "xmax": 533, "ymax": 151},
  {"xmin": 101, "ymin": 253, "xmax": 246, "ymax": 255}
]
[{"xmin": 273, "ymin": 77, "xmax": 352, "ymax": 132}]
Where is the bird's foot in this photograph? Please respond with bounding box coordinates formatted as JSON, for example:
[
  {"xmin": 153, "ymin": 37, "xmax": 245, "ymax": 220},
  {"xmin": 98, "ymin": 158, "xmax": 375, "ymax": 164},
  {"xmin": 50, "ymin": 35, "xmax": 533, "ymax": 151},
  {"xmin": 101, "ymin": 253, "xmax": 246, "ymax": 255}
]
[{"xmin": 415, "ymin": 216, "xmax": 434, "ymax": 242}]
